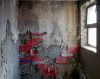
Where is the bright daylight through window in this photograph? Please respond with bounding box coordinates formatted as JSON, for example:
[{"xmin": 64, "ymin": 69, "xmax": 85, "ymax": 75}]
[{"xmin": 87, "ymin": 4, "xmax": 97, "ymax": 47}]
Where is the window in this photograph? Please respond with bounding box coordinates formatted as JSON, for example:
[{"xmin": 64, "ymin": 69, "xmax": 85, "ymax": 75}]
[{"xmin": 87, "ymin": 4, "xmax": 97, "ymax": 47}]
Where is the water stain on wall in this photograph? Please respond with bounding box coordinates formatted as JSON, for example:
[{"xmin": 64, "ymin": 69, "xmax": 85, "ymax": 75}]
[{"xmin": 18, "ymin": 1, "xmax": 78, "ymax": 47}]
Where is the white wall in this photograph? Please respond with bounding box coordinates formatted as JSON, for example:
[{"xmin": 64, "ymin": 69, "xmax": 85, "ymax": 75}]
[{"xmin": 0, "ymin": 0, "xmax": 19, "ymax": 79}]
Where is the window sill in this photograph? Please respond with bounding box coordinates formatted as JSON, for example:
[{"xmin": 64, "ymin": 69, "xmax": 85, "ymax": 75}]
[{"xmin": 82, "ymin": 45, "xmax": 96, "ymax": 53}]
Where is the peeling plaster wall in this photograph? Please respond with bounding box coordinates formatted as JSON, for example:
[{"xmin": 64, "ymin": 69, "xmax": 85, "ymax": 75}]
[
  {"xmin": 18, "ymin": 2, "xmax": 79, "ymax": 78},
  {"xmin": 18, "ymin": 1, "xmax": 78, "ymax": 47},
  {"xmin": 0, "ymin": 0, "xmax": 19, "ymax": 79}
]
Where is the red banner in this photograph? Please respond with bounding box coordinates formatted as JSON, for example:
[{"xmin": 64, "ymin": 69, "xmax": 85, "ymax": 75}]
[
  {"xmin": 26, "ymin": 38, "xmax": 42, "ymax": 46},
  {"xmin": 68, "ymin": 45, "xmax": 80, "ymax": 53},
  {"xmin": 19, "ymin": 45, "xmax": 31, "ymax": 52}
]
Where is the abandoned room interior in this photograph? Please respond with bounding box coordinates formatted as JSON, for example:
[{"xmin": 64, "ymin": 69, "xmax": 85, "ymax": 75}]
[{"xmin": 0, "ymin": 0, "xmax": 100, "ymax": 79}]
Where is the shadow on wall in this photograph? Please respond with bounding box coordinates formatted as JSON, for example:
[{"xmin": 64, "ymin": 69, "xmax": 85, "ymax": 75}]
[{"xmin": 18, "ymin": 1, "xmax": 39, "ymax": 33}]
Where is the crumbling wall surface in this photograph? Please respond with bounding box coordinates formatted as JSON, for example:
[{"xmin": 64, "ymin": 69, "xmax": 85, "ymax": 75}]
[
  {"xmin": 0, "ymin": 0, "xmax": 19, "ymax": 79},
  {"xmin": 18, "ymin": 1, "xmax": 78, "ymax": 47},
  {"xmin": 18, "ymin": 2, "xmax": 78, "ymax": 78}
]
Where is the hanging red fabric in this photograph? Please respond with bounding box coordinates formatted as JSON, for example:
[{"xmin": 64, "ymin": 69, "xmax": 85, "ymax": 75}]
[
  {"xmin": 37, "ymin": 64, "xmax": 48, "ymax": 71},
  {"xmin": 19, "ymin": 45, "xmax": 31, "ymax": 52},
  {"xmin": 26, "ymin": 38, "xmax": 42, "ymax": 46},
  {"xmin": 68, "ymin": 45, "xmax": 80, "ymax": 53}
]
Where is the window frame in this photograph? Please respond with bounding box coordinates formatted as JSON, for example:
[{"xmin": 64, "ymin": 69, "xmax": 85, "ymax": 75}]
[{"xmin": 86, "ymin": 3, "xmax": 97, "ymax": 48}]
